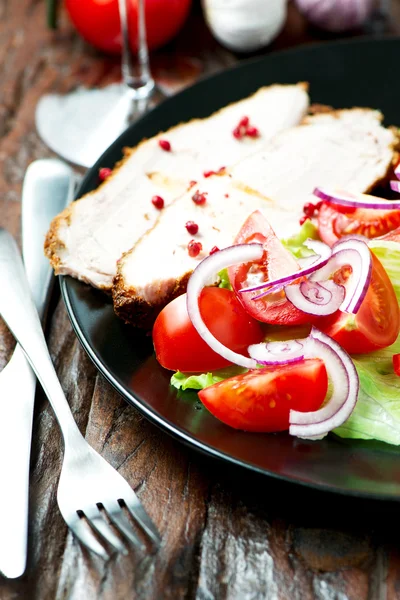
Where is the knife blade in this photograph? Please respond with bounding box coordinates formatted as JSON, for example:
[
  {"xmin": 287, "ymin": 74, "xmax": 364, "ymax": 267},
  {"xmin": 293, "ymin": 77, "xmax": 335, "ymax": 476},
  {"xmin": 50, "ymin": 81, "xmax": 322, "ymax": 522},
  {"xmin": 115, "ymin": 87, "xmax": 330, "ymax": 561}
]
[{"xmin": 0, "ymin": 159, "xmax": 76, "ymax": 578}]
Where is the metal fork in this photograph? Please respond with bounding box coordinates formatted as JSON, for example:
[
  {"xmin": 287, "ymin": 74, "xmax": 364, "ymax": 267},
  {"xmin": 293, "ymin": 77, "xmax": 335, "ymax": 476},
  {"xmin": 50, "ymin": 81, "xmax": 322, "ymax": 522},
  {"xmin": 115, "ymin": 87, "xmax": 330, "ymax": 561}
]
[{"xmin": 0, "ymin": 228, "xmax": 160, "ymax": 558}]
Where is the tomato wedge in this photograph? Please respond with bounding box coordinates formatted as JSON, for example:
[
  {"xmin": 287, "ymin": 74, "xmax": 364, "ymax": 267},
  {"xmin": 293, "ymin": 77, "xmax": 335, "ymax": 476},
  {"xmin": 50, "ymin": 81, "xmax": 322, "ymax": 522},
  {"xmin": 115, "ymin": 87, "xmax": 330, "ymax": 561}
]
[
  {"xmin": 228, "ymin": 211, "xmax": 311, "ymax": 326},
  {"xmin": 318, "ymin": 202, "xmax": 400, "ymax": 246},
  {"xmin": 319, "ymin": 252, "xmax": 400, "ymax": 354},
  {"xmin": 152, "ymin": 287, "xmax": 264, "ymax": 372},
  {"xmin": 198, "ymin": 359, "xmax": 328, "ymax": 432}
]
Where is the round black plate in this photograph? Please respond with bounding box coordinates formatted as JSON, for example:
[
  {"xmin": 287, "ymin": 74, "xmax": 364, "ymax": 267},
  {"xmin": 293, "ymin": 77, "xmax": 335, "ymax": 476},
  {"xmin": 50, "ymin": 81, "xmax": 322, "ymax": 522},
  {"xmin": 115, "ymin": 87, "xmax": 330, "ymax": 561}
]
[{"xmin": 61, "ymin": 37, "xmax": 400, "ymax": 500}]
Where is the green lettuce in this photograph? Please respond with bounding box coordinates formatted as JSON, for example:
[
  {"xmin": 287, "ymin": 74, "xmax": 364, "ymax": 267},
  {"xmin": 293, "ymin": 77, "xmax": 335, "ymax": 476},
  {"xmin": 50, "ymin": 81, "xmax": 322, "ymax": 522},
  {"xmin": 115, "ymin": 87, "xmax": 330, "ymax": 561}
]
[
  {"xmin": 171, "ymin": 366, "xmax": 247, "ymax": 391},
  {"xmin": 218, "ymin": 268, "xmax": 232, "ymax": 290},
  {"xmin": 281, "ymin": 220, "xmax": 319, "ymax": 258},
  {"xmin": 334, "ymin": 240, "xmax": 400, "ymax": 445}
]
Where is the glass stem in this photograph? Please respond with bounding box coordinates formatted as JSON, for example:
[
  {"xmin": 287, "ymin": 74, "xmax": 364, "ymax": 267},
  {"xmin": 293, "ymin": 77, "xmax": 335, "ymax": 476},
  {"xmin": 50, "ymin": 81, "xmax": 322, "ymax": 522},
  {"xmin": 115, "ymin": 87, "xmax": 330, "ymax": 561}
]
[{"xmin": 118, "ymin": 0, "xmax": 155, "ymax": 98}]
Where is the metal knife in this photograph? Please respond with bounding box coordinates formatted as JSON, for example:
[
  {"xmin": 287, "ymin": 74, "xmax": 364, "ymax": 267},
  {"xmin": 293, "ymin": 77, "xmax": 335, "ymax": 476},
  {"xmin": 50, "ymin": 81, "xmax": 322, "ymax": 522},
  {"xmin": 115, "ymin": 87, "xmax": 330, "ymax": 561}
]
[{"xmin": 0, "ymin": 159, "xmax": 76, "ymax": 578}]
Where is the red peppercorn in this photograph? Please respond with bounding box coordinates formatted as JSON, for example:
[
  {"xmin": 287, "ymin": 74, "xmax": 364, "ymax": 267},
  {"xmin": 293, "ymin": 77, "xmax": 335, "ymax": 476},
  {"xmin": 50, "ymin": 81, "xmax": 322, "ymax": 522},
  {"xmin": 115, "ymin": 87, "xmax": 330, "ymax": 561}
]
[
  {"xmin": 217, "ymin": 166, "xmax": 226, "ymax": 174},
  {"xmin": 186, "ymin": 221, "xmax": 199, "ymax": 235},
  {"xmin": 246, "ymin": 126, "xmax": 260, "ymax": 138},
  {"xmin": 192, "ymin": 191, "xmax": 207, "ymax": 205},
  {"xmin": 299, "ymin": 216, "xmax": 309, "ymax": 226},
  {"xmin": 158, "ymin": 139, "xmax": 171, "ymax": 151},
  {"xmin": 151, "ymin": 195, "xmax": 164, "ymax": 209},
  {"xmin": 224, "ymin": 193, "xmax": 229, "ymax": 198},
  {"xmin": 203, "ymin": 170, "xmax": 215, "ymax": 178},
  {"xmin": 303, "ymin": 202, "xmax": 316, "ymax": 217},
  {"xmin": 188, "ymin": 240, "xmax": 202, "ymax": 257},
  {"xmin": 233, "ymin": 126, "xmax": 243, "ymax": 140},
  {"xmin": 99, "ymin": 167, "xmax": 112, "ymax": 181},
  {"xmin": 239, "ymin": 116, "xmax": 249, "ymax": 128},
  {"xmin": 209, "ymin": 246, "xmax": 220, "ymax": 255},
  {"xmin": 189, "ymin": 180, "xmax": 197, "ymax": 188}
]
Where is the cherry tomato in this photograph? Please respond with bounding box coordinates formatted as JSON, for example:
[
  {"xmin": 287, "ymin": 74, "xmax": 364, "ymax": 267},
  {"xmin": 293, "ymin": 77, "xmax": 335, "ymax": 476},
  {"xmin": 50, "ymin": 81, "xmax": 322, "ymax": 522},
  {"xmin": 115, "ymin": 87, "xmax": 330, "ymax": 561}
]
[
  {"xmin": 152, "ymin": 288, "xmax": 264, "ymax": 373},
  {"xmin": 318, "ymin": 202, "xmax": 400, "ymax": 246},
  {"xmin": 393, "ymin": 354, "xmax": 400, "ymax": 376},
  {"xmin": 228, "ymin": 211, "xmax": 312, "ymax": 326},
  {"xmin": 319, "ymin": 252, "xmax": 400, "ymax": 354},
  {"xmin": 65, "ymin": 0, "xmax": 192, "ymax": 54},
  {"xmin": 198, "ymin": 359, "xmax": 328, "ymax": 432}
]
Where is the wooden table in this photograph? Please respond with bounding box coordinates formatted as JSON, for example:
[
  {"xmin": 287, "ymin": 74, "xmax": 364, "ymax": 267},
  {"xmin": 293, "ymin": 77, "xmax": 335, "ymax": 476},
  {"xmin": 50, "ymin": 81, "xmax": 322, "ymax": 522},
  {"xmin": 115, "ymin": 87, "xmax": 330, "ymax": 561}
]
[{"xmin": 1, "ymin": 2, "xmax": 400, "ymax": 598}]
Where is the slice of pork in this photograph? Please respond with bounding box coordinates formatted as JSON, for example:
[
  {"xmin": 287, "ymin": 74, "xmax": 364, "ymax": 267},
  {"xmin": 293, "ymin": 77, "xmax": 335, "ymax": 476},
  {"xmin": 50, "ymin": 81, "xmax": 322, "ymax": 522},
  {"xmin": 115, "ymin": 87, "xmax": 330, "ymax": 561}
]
[
  {"xmin": 230, "ymin": 109, "xmax": 397, "ymax": 209},
  {"xmin": 45, "ymin": 83, "xmax": 309, "ymax": 290},
  {"xmin": 113, "ymin": 176, "xmax": 290, "ymax": 327},
  {"xmin": 113, "ymin": 108, "xmax": 398, "ymax": 327}
]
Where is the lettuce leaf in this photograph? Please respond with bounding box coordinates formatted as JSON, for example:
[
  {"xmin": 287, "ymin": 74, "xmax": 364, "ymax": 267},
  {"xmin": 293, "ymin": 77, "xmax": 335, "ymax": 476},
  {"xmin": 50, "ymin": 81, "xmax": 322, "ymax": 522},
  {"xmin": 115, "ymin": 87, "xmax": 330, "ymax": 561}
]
[
  {"xmin": 171, "ymin": 366, "xmax": 247, "ymax": 390},
  {"xmin": 218, "ymin": 268, "xmax": 232, "ymax": 290},
  {"xmin": 334, "ymin": 240, "xmax": 400, "ymax": 445},
  {"xmin": 281, "ymin": 220, "xmax": 319, "ymax": 258}
]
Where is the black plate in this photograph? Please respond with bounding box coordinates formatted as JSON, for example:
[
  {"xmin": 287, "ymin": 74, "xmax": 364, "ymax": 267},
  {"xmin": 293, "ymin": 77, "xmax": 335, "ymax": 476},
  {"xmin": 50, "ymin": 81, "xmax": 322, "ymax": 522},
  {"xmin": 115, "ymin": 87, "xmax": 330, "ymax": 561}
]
[{"xmin": 61, "ymin": 37, "xmax": 400, "ymax": 500}]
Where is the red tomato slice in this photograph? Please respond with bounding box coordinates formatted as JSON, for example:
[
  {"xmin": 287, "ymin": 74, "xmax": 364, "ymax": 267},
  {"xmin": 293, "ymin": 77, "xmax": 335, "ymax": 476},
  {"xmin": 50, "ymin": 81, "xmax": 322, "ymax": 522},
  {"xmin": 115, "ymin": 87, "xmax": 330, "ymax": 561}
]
[
  {"xmin": 393, "ymin": 354, "xmax": 400, "ymax": 376},
  {"xmin": 198, "ymin": 359, "xmax": 328, "ymax": 432},
  {"xmin": 228, "ymin": 211, "xmax": 311, "ymax": 326},
  {"xmin": 378, "ymin": 226, "xmax": 400, "ymax": 243},
  {"xmin": 319, "ymin": 252, "xmax": 400, "ymax": 353},
  {"xmin": 318, "ymin": 202, "xmax": 400, "ymax": 246},
  {"xmin": 152, "ymin": 287, "xmax": 264, "ymax": 373}
]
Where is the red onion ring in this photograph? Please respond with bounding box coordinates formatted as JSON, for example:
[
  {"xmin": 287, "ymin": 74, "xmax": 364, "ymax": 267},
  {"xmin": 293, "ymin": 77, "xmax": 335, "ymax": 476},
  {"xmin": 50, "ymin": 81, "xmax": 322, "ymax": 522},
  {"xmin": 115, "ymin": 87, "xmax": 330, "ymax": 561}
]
[
  {"xmin": 240, "ymin": 239, "xmax": 332, "ymax": 295},
  {"xmin": 390, "ymin": 180, "xmax": 400, "ymax": 194},
  {"xmin": 248, "ymin": 340, "xmax": 305, "ymax": 365},
  {"xmin": 313, "ymin": 187, "xmax": 400, "ymax": 210},
  {"xmin": 289, "ymin": 328, "xmax": 359, "ymax": 439},
  {"xmin": 186, "ymin": 243, "xmax": 264, "ymax": 369},
  {"xmin": 284, "ymin": 280, "xmax": 345, "ymax": 316},
  {"xmin": 310, "ymin": 237, "xmax": 372, "ymax": 314}
]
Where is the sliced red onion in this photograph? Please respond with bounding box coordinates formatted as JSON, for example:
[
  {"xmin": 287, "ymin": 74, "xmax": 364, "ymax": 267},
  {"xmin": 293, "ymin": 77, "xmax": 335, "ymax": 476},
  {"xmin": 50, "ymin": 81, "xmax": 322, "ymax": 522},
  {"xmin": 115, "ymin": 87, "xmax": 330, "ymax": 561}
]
[
  {"xmin": 285, "ymin": 280, "xmax": 345, "ymax": 316},
  {"xmin": 240, "ymin": 239, "xmax": 332, "ymax": 295},
  {"xmin": 390, "ymin": 180, "xmax": 400, "ymax": 194},
  {"xmin": 310, "ymin": 237, "xmax": 372, "ymax": 314},
  {"xmin": 313, "ymin": 186, "xmax": 400, "ymax": 210},
  {"xmin": 395, "ymin": 163, "xmax": 400, "ymax": 180},
  {"xmin": 289, "ymin": 328, "xmax": 359, "ymax": 439},
  {"xmin": 248, "ymin": 340, "xmax": 305, "ymax": 365},
  {"xmin": 186, "ymin": 243, "xmax": 264, "ymax": 369}
]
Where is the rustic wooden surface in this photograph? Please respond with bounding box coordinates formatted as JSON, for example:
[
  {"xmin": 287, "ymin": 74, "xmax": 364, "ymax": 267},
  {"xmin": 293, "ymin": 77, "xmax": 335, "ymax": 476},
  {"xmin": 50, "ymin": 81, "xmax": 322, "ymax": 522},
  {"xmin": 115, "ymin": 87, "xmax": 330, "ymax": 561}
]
[{"xmin": 1, "ymin": 1, "xmax": 400, "ymax": 598}]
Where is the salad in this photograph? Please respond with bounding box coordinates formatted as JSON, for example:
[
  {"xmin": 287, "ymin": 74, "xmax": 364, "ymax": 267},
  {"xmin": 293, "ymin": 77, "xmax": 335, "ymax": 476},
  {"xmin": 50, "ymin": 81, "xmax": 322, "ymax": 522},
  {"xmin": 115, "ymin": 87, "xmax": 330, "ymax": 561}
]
[{"xmin": 152, "ymin": 181, "xmax": 400, "ymax": 445}]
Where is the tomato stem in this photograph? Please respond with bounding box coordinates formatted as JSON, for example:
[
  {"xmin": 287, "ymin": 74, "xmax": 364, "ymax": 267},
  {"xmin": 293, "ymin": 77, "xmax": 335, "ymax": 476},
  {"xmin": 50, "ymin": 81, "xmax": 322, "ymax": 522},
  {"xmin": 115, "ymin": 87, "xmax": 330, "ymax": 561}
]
[{"xmin": 46, "ymin": 0, "xmax": 58, "ymax": 29}]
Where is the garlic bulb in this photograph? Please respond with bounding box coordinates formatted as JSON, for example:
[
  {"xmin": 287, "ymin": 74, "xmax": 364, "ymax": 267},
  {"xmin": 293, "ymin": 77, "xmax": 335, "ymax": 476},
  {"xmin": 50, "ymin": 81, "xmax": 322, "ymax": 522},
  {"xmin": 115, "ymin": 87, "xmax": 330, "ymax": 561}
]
[
  {"xmin": 202, "ymin": 0, "xmax": 287, "ymax": 53},
  {"xmin": 294, "ymin": 0, "xmax": 375, "ymax": 32}
]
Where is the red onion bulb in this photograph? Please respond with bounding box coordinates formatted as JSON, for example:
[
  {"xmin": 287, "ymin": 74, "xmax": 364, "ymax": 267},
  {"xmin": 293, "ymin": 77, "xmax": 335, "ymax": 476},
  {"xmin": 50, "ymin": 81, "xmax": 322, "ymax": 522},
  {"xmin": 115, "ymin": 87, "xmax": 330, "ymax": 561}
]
[{"xmin": 294, "ymin": 0, "xmax": 375, "ymax": 32}]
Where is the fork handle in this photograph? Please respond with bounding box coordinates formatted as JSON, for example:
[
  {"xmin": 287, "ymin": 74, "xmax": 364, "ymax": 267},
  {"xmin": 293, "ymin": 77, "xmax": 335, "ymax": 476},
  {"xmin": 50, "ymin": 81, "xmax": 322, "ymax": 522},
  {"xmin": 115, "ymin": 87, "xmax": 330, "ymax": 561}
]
[{"xmin": 0, "ymin": 229, "xmax": 84, "ymax": 447}]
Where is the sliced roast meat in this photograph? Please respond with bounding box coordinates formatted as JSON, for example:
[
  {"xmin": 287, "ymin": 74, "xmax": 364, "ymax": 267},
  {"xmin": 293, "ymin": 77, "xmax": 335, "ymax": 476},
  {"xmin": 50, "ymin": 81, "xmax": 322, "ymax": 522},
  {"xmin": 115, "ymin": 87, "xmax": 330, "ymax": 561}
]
[{"xmin": 45, "ymin": 83, "xmax": 309, "ymax": 289}]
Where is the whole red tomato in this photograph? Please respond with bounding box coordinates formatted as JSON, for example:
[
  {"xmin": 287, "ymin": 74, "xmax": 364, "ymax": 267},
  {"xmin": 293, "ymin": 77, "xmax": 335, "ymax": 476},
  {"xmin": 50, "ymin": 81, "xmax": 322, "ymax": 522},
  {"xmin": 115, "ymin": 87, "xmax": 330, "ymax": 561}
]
[{"xmin": 65, "ymin": 0, "xmax": 192, "ymax": 54}]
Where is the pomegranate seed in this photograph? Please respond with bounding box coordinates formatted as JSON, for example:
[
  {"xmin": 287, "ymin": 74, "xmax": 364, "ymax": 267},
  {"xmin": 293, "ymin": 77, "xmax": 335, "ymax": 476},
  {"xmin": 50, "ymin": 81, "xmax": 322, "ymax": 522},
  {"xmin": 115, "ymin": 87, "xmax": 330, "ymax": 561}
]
[
  {"xmin": 192, "ymin": 191, "xmax": 207, "ymax": 205},
  {"xmin": 233, "ymin": 126, "xmax": 243, "ymax": 140},
  {"xmin": 186, "ymin": 221, "xmax": 199, "ymax": 235},
  {"xmin": 299, "ymin": 216, "xmax": 309, "ymax": 226},
  {"xmin": 246, "ymin": 126, "xmax": 260, "ymax": 138},
  {"xmin": 224, "ymin": 193, "xmax": 229, "ymax": 198},
  {"xmin": 203, "ymin": 170, "xmax": 215, "ymax": 178},
  {"xmin": 151, "ymin": 195, "xmax": 164, "ymax": 209},
  {"xmin": 99, "ymin": 167, "xmax": 112, "ymax": 181},
  {"xmin": 315, "ymin": 200, "xmax": 323, "ymax": 211},
  {"xmin": 303, "ymin": 202, "xmax": 316, "ymax": 217},
  {"xmin": 158, "ymin": 139, "xmax": 171, "ymax": 151},
  {"xmin": 239, "ymin": 116, "xmax": 249, "ymax": 128},
  {"xmin": 188, "ymin": 240, "xmax": 202, "ymax": 257},
  {"xmin": 209, "ymin": 246, "xmax": 220, "ymax": 255}
]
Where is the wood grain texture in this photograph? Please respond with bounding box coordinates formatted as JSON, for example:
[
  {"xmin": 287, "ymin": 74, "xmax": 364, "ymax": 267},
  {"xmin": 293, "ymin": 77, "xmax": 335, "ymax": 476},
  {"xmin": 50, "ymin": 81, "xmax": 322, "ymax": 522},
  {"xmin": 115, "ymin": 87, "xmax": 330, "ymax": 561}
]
[{"xmin": 0, "ymin": 1, "xmax": 400, "ymax": 598}]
